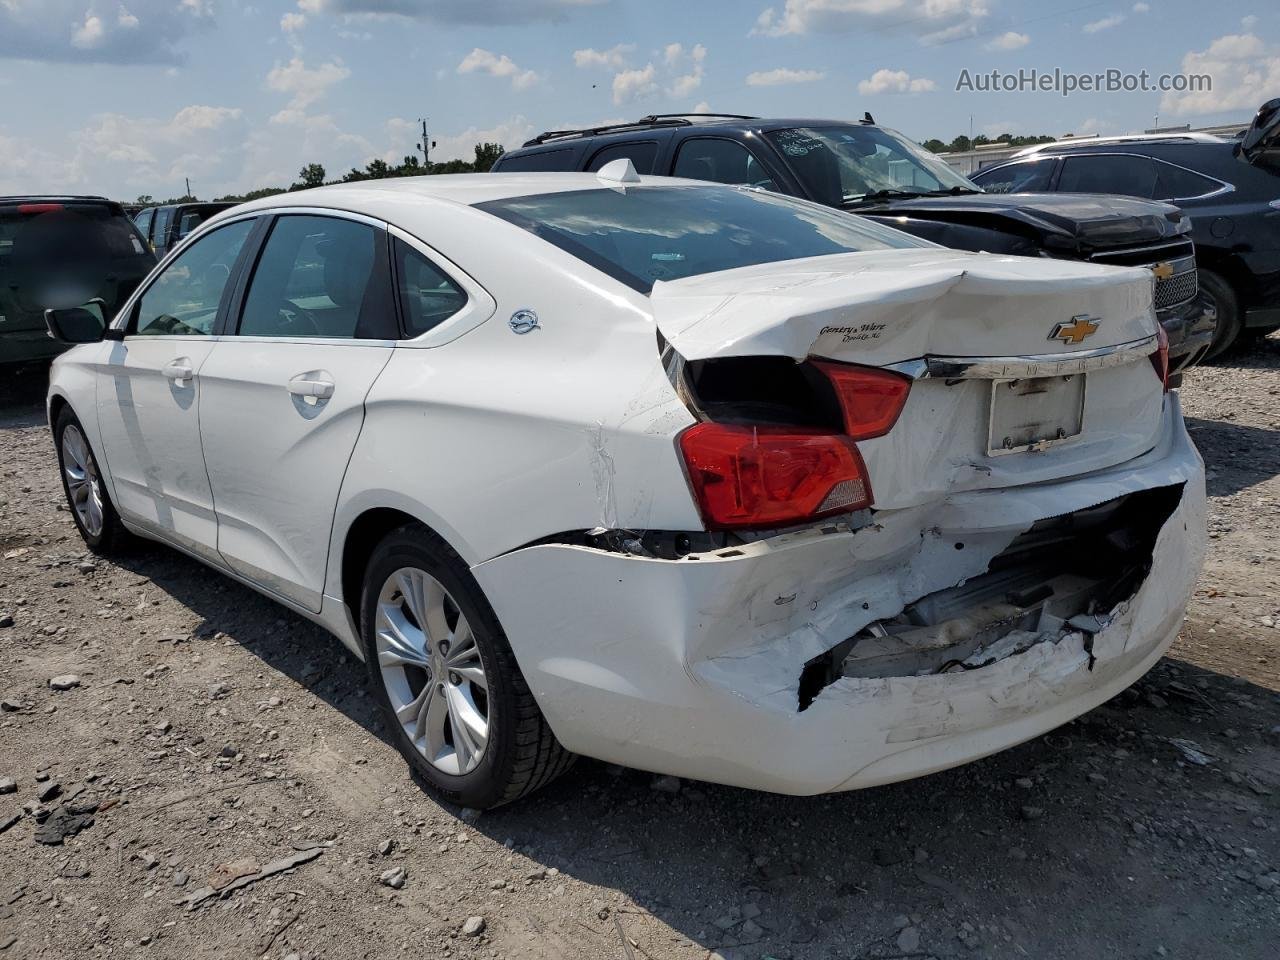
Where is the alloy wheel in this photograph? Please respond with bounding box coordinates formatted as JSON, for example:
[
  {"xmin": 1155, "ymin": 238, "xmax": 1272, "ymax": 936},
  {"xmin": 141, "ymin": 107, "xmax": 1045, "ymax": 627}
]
[
  {"xmin": 62, "ymin": 425, "xmax": 104, "ymax": 539},
  {"xmin": 374, "ymin": 567, "xmax": 490, "ymax": 775}
]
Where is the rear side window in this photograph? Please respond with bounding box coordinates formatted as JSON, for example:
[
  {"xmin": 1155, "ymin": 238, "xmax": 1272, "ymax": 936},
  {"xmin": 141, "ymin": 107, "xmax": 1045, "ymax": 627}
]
[
  {"xmin": 394, "ymin": 239, "xmax": 467, "ymax": 336},
  {"xmin": 496, "ymin": 148, "xmax": 575, "ymax": 172},
  {"xmin": 587, "ymin": 141, "xmax": 660, "ymax": 174},
  {"xmin": 673, "ymin": 139, "xmax": 777, "ymax": 190},
  {"xmin": 477, "ymin": 185, "xmax": 930, "ymax": 293},
  {"xmin": 132, "ymin": 219, "xmax": 254, "ymax": 337},
  {"xmin": 1058, "ymin": 155, "xmax": 1157, "ymax": 198},
  {"xmin": 176, "ymin": 207, "xmax": 218, "ymax": 242},
  {"xmin": 974, "ymin": 158, "xmax": 1056, "ymax": 194},
  {"xmin": 152, "ymin": 207, "xmax": 174, "ymax": 248},
  {"xmin": 238, "ymin": 215, "xmax": 394, "ymax": 340},
  {"xmin": 135, "ymin": 208, "xmax": 155, "ymax": 243},
  {"xmin": 1153, "ymin": 161, "xmax": 1222, "ymax": 200}
]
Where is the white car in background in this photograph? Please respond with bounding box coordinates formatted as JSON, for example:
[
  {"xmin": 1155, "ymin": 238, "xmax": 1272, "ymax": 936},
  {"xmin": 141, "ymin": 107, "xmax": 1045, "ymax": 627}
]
[{"xmin": 44, "ymin": 166, "xmax": 1206, "ymax": 808}]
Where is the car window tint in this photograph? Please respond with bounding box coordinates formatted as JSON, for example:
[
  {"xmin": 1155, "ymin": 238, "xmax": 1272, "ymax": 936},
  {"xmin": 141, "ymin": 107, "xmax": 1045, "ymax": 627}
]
[
  {"xmin": 672, "ymin": 139, "xmax": 778, "ymax": 190},
  {"xmin": 477, "ymin": 185, "xmax": 930, "ymax": 294},
  {"xmin": 974, "ymin": 159, "xmax": 1056, "ymax": 194},
  {"xmin": 586, "ymin": 141, "xmax": 660, "ymax": 174},
  {"xmin": 495, "ymin": 148, "xmax": 575, "ymax": 172},
  {"xmin": 152, "ymin": 207, "xmax": 174, "ymax": 248},
  {"xmin": 394, "ymin": 239, "xmax": 467, "ymax": 337},
  {"xmin": 239, "ymin": 215, "xmax": 392, "ymax": 339},
  {"xmin": 1057, "ymin": 155, "xmax": 1157, "ymax": 198},
  {"xmin": 176, "ymin": 208, "xmax": 217, "ymax": 241},
  {"xmin": 132, "ymin": 219, "xmax": 254, "ymax": 337},
  {"xmin": 135, "ymin": 208, "xmax": 154, "ymax": 242},
  {"xmin": 1153, "ymin": 161, "xmax": 1222, "ymax": 200}
]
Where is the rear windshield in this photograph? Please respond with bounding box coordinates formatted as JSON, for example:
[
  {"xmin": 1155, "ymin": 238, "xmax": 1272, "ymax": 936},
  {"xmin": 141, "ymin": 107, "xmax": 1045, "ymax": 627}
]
[{"xmin": 475, "ymin": 185, "xmax": 929, "ymax": 293}]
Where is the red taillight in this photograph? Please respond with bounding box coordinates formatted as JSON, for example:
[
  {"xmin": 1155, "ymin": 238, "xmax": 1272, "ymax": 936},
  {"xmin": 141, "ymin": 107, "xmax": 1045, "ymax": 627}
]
[
  {"xmin": 811, "ymin": 361, "xmax": 912, "ymax": 440},
  {"xmin": 679, "ymin": 423, "xmax": 871, "ymax": 530},
  {"xmin": 17, "ymin": 203, "xmax": 63, "ymax": 215},
  {"xmin": 1150, "ymin": 325, "xmax": 1170, "ymax": 392}
]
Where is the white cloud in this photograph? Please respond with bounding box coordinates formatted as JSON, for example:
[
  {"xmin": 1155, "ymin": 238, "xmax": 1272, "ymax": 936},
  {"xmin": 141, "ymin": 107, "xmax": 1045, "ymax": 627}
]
[
  {"xmin": 71, "ymin": 13, "xmax": 106, "ymax": 49},
  {"xmin": 1083, "ymin": 13, "xmax": 1125, "ymax": 33},
  {"xmin": 457, "ymin": 48, "xmax": 539, "ymax": 91},
  {"xmin": 1242, "ymin": 14, "xmax": 1258, "ymax": 30},
  {"xmin": 1161, "ymin": 31, "xmax": 1280, "ymax": 116},
  {"xmin": 117, "ymin": 7, "xmax": 139, "ymax": 29},
  {"xmin": 573, "ymin": 43, "xmax": 633, "ymax": 69},
  {"xmin": 857, "ymin": 68, "xmax": 936, "ymax": 95},
  {"xmin": 295, "ymin": 0, "xmax": 602, "ymax": 25},
  {"xmin": 746, "ymin": 67, "xmax": 825, "ymax": 86},
  {"xmin": 612, "ymin": 64, "xmax": 657, "ymax": 104},
  {"xmin": 1132, "ymin": 2, "xmax": 1149, "ymax": 11},
  {"xmin": 266, "ymin": 56, "xmax": 351, "ymax": 115},
  {"xmin": 692, "ymin": 100, "xmax": 711, "ymax": 113},
  {"xmin": 664, "ymin": 42, "xmax": 683, "ymax": 66},
  {"xmin": 281, "ymin": 12, "xmax": 307, "ymax": 31},
  {"xmin": 985, "ymin": 31, "xmax": 1028, "ymax": 51},
  {"xmin": 753, "ymin": 0, "xmax": 989, "ymax": 43}
]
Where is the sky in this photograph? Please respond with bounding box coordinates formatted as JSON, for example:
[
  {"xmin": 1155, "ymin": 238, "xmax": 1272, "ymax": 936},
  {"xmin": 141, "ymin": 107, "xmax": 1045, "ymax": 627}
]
[{"xmin": 0, "ymin": 0, "xmax": 1276, "ymax": 200}]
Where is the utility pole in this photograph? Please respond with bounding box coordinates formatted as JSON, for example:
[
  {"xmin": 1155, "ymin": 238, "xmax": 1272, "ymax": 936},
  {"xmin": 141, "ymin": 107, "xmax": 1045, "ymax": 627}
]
[
  {"xmin": 185, "ymin": 176, "xmax": 191, "ymax": 199},
  {"xmin": 418, "ymin": 118, "xmax": 430, "ymax": 168}
]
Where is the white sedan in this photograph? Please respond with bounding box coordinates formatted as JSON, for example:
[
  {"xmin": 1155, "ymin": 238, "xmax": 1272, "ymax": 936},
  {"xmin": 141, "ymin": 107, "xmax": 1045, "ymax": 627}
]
[{"xmin": 45, "ymin": 167, "xmax": 1206, "ymax": 808}]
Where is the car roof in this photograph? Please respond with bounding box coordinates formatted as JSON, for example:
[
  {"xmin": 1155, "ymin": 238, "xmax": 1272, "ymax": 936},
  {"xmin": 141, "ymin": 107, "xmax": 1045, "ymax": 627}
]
[
  {"xmin": 223, "ymin": 172, "xmax": 714, "ymax": 217},
  {"xmin": 1013, "ymin": 133, "xmax": 1230, "ymax": 158},
  {"xmin": 513, "ymin": 117, "xmax": 876, "ymax": 150}
]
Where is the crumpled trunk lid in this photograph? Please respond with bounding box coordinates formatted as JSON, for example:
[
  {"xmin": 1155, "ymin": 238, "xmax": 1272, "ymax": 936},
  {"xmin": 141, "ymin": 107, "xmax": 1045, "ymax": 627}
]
[
  {"xmin": 653, "ymin": 249, "xmax": 1166, "ymax": 507},
  {"xmin": 650, "ymin": 248, "xmax": 1155, "ymax": 364}
]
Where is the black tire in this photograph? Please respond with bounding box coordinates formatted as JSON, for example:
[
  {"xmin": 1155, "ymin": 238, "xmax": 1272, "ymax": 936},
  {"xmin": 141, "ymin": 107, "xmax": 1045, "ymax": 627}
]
[
  {"xmin": 53, "ymin": 407, "xmax": 128, "ymax": 555},
  {"xmin": 1199, "ymin": 269, "xmax": 1242, "ymax": 360},
  {"xmin": 359, "ymin": 524, "xmax": 574, "ymax": 808}
]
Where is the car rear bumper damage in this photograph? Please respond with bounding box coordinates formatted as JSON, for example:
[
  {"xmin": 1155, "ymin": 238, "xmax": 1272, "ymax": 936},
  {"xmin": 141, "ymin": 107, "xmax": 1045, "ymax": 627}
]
[{"xmin": 474, "ymin": 396, "xmax": 1205, "ymax": 795}]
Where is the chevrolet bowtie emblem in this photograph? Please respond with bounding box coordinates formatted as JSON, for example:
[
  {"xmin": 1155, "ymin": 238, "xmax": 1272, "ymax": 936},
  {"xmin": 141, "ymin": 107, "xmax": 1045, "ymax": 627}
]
[
  {"xmin": 1151, "ymin": 261, "xmax": 1175, "ymax": 281},
  {"xmin": 1049, "ymin": 315, "xmax": 1101, "ymax": 345}
]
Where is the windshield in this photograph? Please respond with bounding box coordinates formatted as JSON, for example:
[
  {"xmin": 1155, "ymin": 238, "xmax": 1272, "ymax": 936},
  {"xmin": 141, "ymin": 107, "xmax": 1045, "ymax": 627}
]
[
  {"xmin": 765, "ymin": 126, "xmax": 979, "ymax": 206},
  {"xmin": 476, "ymin": 185, "xmax": 932, "ymax": 293}
]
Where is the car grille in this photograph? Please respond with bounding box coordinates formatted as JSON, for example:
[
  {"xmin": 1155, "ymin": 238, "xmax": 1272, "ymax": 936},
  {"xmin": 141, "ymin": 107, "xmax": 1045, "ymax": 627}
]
[{"xmin": 1088, "ymin": 238, "xmax": 1198, "ymax": 313}]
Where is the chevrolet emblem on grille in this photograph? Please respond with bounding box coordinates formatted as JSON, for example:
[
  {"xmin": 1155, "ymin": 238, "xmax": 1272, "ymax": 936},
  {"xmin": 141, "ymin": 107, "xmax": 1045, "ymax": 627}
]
[
  {"xmin": 1049, "ymin": 315, "xmax": 1101, "ymax": 345},
  {"xmin": 1151, "ymin": 261, "xmax": 1176, "ymax": 280}
]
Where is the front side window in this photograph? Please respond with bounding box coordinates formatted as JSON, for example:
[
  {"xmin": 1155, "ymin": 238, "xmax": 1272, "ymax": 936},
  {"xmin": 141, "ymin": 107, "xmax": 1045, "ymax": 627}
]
[
  {"xmin": 765, "ymin": 126, "xmax": 976, "ymax": 206},
  {"xmin": 131, "ymin": 219, "xmax": 254, "ymax": 336},
  {"xmin": 672, "ymin": 139, "xmax": 777, "ymax": 190},
  {"xmin": 587, "ymin": 141, "xmax": 660, "ymax": 175},
  {"xmin": 135, "ymin": 208, "xmax": 154, "ymax": 242},
  {"xmin": 1058, "ymin": 155, "xmax": 1157, "ymax": 198},
  {"xmin": 152, "ymin": 207, "xmax": 174, "ymax": 248},
  {"xmin": 238, "ymin": 215, "xmax": 393, "ymax": 339},
  {"xmin": 476, "ymin": 185, "xmax": 932, "ymax": 294},
  {"xmin": 974, "ymin": 158, "xmax": 1057, "ymax": 194},
  {"xmin": 394, "ymin": 239, "xmax": 467, "ymax": 336}
]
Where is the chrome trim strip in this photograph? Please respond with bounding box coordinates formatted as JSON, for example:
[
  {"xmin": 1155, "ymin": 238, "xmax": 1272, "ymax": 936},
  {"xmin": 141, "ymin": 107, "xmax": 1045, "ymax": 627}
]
[
  {"xmin": 885, "ymin": 334, "xmax": 1158, "ymax": 381},
  {"xmin": 1087, "ymin": 239, "xmax": 1195, "ymax": 261}
]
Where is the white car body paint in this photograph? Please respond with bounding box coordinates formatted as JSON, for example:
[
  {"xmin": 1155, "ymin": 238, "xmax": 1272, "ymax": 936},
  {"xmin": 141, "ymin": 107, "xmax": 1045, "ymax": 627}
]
[{"xmin": 46, "ymin": 173, "xmax": 1207, "ymax": 796}]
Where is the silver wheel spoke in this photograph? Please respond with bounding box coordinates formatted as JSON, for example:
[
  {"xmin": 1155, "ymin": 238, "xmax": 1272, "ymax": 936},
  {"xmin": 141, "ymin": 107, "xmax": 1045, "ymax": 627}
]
[
  {"xmin": 62, "ymin": 426, "xmax": 104, "ymax": 538},
  {"xmin": 375, "ymin": 566, "xmax": 490, "ymax": 776}
]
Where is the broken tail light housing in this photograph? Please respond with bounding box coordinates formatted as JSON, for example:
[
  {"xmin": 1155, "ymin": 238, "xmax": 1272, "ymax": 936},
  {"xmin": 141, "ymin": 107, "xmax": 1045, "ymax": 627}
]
[
  {"xmin": 1150, "ymin": 325, "xmax": 1170, "ymax": 392},
  {"xmin": 811, "ymin": 361, "xmax": 913, "ymax": 439},
  {"xmin": 679, "ymin": 424, "xmax": 871, "ymax": 530}
]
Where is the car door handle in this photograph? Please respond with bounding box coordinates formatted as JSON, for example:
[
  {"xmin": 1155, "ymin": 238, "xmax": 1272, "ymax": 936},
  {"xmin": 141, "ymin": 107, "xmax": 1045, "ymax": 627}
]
[
  {"xmin": 162, "ymin": 359, "xmax": 194, "ymax": 382},
  {"xmin": 287, "ymin": 375, "xmax": 335, "ymax": 400}
]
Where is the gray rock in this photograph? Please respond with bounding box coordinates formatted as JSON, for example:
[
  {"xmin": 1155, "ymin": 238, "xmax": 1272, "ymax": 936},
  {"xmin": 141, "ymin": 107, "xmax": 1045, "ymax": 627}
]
[
  {"xmin": 458, "ymin": 807, "xmax": 482, "ymax": 823},
  {"xmin": 0, "ymin": 614, "xmax": 13, "ymax": 629},
  {"xmin": 173, "ymin": 870, "xmax": 189, "ymax": 887},
  {"xmin": 1014, "ymin": 777, "xmax": 1034, "ymax": 789},
  {"xmin": 739, "ymin": 919, "xmax": 763, "ymax": 942},
  {"xmin": 650, "ymin": 775, "xmax": 682, "ymax": 794},
  {"xmin": 377, "ymin": 838, "xmax": 394, "ymax": 856},
  {"xmin": 461, "ymin": 915, "xmax": 486, "ymax": 937},
  {"xmin": 36, "ymin": 782, "xmax": 61, "ymax": 803},
  {"xmin": 1020, "ymin": 805, "xmax": 1045, "ymax": 821},
  {"xmin": 379, "ymin": 866, "xmax": 406, "ymax": 889},
  {"xmin": 0, "ymin": 699, "xmax": 21, "ymax": 712},
  {"xmin": 0, "ymin": 777, "xmax": 15, "ymax": 795},
  {"xmin": 897, "ymin": 926, "xmax": 921, "ymax": 952},
  {"xmin": 49, "ymin": 675, "xmax": 81, "ymax": 691}
]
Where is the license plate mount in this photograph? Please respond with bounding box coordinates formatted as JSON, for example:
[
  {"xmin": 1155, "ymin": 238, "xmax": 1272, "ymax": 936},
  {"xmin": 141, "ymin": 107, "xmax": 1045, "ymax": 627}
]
[{"xmin": 987, "ymin": 374, "xmax": 1086, "ymax": 456}]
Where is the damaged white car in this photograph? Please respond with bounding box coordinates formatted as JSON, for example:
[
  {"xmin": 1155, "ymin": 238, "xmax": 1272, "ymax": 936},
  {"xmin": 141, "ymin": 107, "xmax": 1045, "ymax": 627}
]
[{"xmin": 44, "ymin": 167, "xmax": 1206, "ymax": 807}]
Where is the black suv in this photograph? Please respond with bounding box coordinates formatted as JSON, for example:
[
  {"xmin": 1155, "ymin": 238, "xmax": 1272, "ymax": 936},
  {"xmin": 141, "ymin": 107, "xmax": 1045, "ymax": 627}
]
[
  {"xmin": 134, "ymin": 201, "xmax": 238, "ymax": 260},
  {"xmin": 494, "ymin": 114, "xmax": 1216, "ymax": 380},
  {"xmin": 0, "ymin": 196, "xmax": 155, "ymax": 366},
  {"xmin": 972, "ymin": 99, "xmax": 1280, "ymax": 357}
]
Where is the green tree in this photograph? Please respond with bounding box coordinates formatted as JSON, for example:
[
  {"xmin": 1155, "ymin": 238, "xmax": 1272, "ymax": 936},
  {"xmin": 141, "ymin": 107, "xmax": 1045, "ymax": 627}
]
[
  {"xmin": 294, "ymin": 163, "xmax": 327, "ymax": 190},
  {"xmin": 921, "ymin": 139, "xmax": 947, "ymax": 154},
  {"xmin": 472, "ymin": 142, "xmax": 504, "ymax": 173}
]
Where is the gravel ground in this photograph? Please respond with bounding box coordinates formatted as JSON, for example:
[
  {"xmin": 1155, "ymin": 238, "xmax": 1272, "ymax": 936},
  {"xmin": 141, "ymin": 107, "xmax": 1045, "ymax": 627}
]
[{"xmin": 1, "ymin": 336, "xmax": 1277, "ymax": 960}]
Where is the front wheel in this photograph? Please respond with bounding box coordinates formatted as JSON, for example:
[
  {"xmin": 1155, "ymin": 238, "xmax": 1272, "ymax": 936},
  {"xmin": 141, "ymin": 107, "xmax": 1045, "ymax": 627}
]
[
  {"xmin": 359, "ymin": 524, "xmax": 574, "ymax": 808},
  {"xmin": 54, "ymin": 408, "xmax": 128, "ymax": 554},
  {"xmin": 1199, "ymin": 269, "xmax": 1242, "ymax": 360}
]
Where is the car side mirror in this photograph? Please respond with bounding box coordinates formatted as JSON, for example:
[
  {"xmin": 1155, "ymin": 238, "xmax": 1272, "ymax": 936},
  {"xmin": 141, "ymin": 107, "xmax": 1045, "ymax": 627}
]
[{"xmin": 44, "ymin": 300, "xmax": 115, "ymax": 344}]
